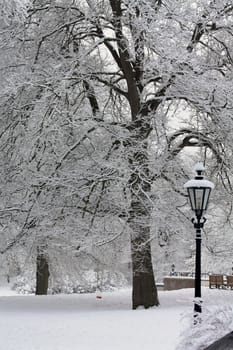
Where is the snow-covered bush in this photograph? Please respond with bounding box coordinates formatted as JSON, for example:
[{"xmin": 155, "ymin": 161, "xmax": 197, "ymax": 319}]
[
  {"xmin": 12, "ymin": 275, "xmax": 35, "ymax": 294},
  {"xmin": 51, "ymin": 270, "xmax": 128, "ymax": 294},
  {"xmin": 12, "ymin": 269, "xmax": 128, "ymax": 295},
  {"xmin": 176, "ymin": 306, "xmax": 233, "ymax": 350}
]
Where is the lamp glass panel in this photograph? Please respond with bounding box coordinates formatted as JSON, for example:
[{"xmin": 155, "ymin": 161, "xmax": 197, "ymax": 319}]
[
  {"xmin": 202, "ymin": 188, "xmax": 211, "ymax": 210},
  {"xmin": 195, "ymin": 188, "xmax": 205, "ymax": 211},
  {"xmin": 187, "ymin": 188, "xmax": 195, "ymax": 210}
]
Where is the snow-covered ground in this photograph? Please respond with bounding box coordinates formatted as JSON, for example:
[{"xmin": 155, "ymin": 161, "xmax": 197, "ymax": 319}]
[{"xmin": 0, "ymin": 286, "xmax": 233, "ymax": 350}]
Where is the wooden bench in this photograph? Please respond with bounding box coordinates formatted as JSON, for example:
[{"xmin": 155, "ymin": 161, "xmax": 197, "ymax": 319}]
[
  {"xmin": 209, "ymin": 274, "xmax": 233, "ymax": 289},
  {"xmin": 209, "ymin": 275, "xmax": 224, "ymax": 289},
  {"xmin": 226, "ymin": 275, "xmax": 233, "ymax": 289}
]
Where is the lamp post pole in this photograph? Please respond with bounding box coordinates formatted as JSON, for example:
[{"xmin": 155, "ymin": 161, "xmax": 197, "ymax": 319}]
[
  {"xmin": 192, "ymin": 216, "xmax": 205, "ymax": 315},
  {"xmin": 184, "ymin": 162, "xmax": 214, "ymax": 322}
]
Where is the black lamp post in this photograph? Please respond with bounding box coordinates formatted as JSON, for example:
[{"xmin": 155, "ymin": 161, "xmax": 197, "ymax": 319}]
[{"xmin": 184, "ymin": 162, "xmax": 214, "ymax": 320}]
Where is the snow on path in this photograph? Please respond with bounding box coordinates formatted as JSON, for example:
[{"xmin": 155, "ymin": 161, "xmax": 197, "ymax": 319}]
[{"xmin": 0, "ymin": 287, "xmax": 232, "ymax": 350}]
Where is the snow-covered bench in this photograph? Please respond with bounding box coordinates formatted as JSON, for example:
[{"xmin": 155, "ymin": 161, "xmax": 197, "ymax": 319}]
[
  {"xmin": 209, "ymin": 275, "xmax": 233, "ymax": 289},
  {"xmin": 209, "ymin": 275, "xmax": 224, "ymax": 289},
  {"xmin": 226, "ymin": 275, "xmax": 233, "ymax": 289}
]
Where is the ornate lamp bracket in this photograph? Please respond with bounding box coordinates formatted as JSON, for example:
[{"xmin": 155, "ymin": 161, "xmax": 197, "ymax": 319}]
[{"xmin": 191, "ymin": 217, "xmax": 206, "ymax": 229}]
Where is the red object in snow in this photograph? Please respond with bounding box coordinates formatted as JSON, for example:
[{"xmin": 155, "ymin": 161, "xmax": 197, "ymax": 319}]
[{"xmin": 96, "ymin": 295, "xmax": 102, "ymax": 299}]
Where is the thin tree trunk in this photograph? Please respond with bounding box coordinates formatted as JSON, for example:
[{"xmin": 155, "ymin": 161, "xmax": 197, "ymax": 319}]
[{"xmin": 36, "ymin": 252, "xmax": 49, "ymax": 295}]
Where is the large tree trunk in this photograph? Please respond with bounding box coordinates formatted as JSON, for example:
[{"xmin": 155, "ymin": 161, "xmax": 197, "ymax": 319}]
[
  {"xmin": 131, "ymin": 232, "xmax": 159, "ymax": 309},
  {"xmin": 36, "ymin": 252, "xmax": 49, "ymax": 295},
  {"xmin": 108, "ymin": 0, "xmax": 159, "ymax": 309},
  {"xmin": 128, "ymin": 137, "xmax": 159, "ymax": 309}
]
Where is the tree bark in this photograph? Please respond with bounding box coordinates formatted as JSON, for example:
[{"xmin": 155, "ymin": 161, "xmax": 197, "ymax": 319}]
[
  {"xmin": 128, "ymin": 137, "xmax": 159, "ymax": 309},
  {"xmin": 36, "ymin": 252, "xmax": 49, "ymax": 295},
  {"xmin": 131, "ymin": 232, "xmax": 159, "ymax": 309}
]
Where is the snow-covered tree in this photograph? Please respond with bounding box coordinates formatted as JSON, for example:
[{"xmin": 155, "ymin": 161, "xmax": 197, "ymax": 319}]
[{"xmin": 0, "ymin": 0, "xmax": 233, "ymax": 307}]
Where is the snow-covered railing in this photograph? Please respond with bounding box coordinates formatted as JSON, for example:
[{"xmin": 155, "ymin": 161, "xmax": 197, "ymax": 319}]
[{"xmin": 169, "ymin": 271, "xmax": 210, "ymax": 279}]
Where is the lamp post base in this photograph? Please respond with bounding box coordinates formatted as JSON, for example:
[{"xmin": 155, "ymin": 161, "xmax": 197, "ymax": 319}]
[{"xmin": 194, "ymin": 298, "xmax": 202, "ymax": 324}]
